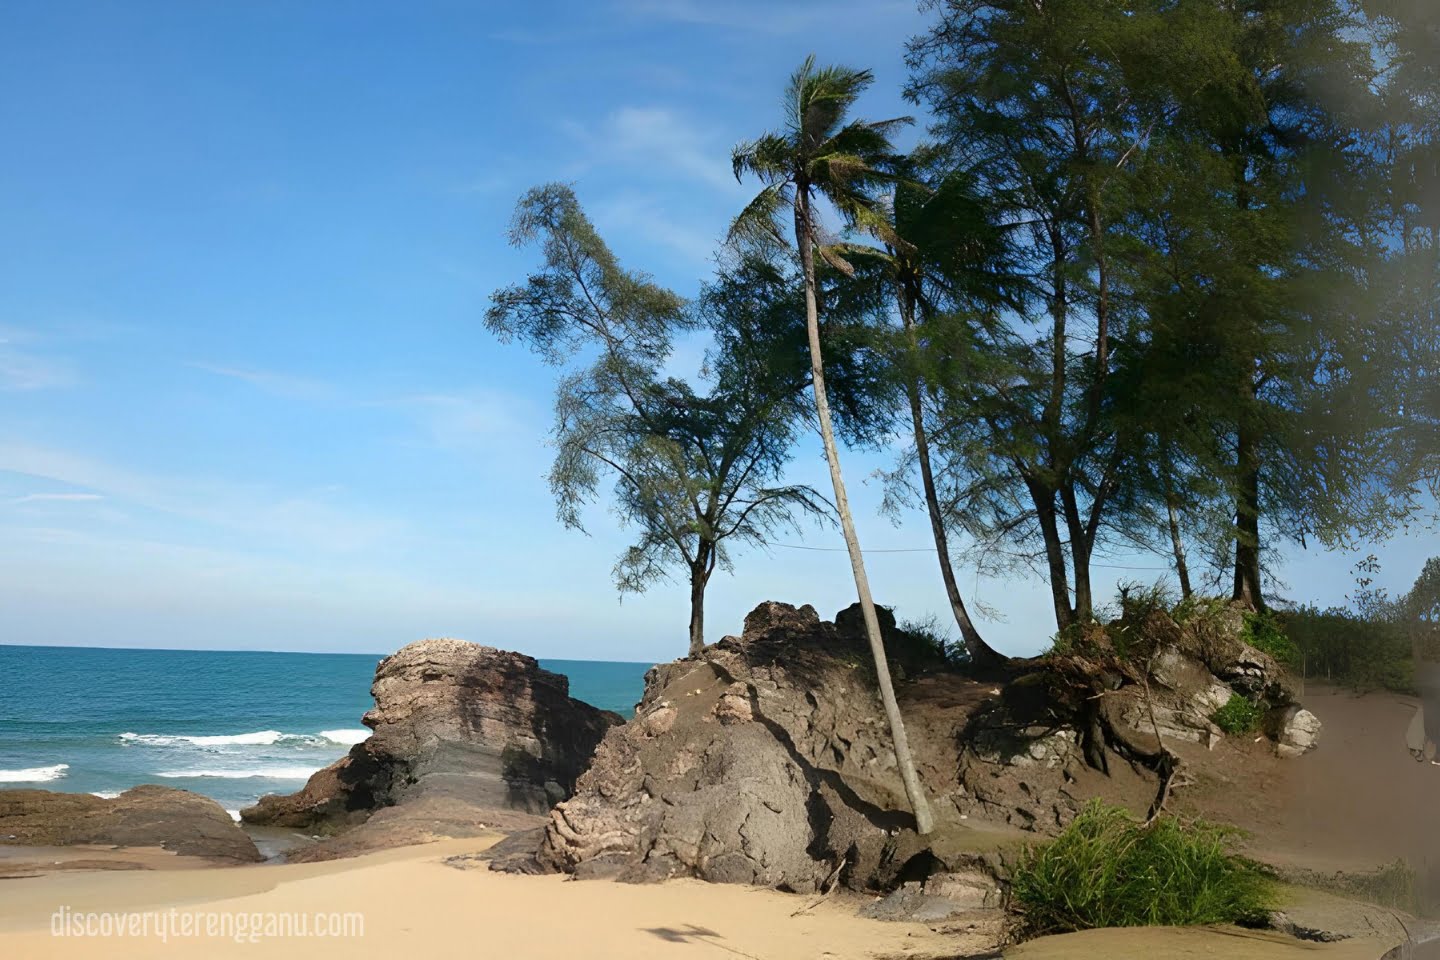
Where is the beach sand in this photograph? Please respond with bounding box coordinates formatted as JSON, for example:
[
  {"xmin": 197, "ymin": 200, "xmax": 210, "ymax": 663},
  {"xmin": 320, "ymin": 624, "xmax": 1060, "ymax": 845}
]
[
  {"xmin": 0, "ymin": 836, "xmax": 993, "ymax": 959},
  {"xmin": 0, "ymin": 834, "xmax": 1401, "ymax": 960}
]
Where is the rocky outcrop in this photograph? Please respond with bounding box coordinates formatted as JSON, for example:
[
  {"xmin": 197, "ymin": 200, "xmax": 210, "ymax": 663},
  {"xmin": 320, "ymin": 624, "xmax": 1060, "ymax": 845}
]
[
  {"xmin": 242, "ymin": 639, "xmax": 621, "ymax": 858},
  {"xmin": 954, "ymin": 600, "xmax": 1316, "ymax": 830},
  {"xmin": 525, "ymin": 601, "xmax": 1024, "ymax": 901},
  {"xmin": 521, "ymin": 597, "xmax": 1319, "ymax": 890},
  {"xmin": 0, "ymin": 786, "xmax": 261, "ymax": 863}
]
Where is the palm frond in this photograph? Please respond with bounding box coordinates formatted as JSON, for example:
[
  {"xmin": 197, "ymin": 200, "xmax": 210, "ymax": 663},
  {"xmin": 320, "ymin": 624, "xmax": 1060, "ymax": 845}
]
[
  {"xmin": 727, "ymin": 182, "xmax": 790, "ymax": 250},
  {"xmin": 732, "ymin": 133, "xmax": 792, "ymax": 184}
]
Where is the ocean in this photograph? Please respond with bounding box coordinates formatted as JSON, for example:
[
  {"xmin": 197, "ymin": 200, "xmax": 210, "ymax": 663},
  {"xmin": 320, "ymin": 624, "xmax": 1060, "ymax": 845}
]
[{"xmin": 0, "ymin": 644, "xmax": 650, "ymax": 817}]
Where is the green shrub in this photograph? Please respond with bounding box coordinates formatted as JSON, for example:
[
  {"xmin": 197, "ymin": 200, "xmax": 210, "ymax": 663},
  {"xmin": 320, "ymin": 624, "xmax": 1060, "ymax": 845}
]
[
  {"xmin": 1242, "ymin": 611, "xmax": 1299, "ymax": 666},
  {"xmin": 1211, "ymin": 692, "xmax": 1263, "ymax": 735},
  {"xmin": 1172, "ymin": 594, "xmax": 1228, "ymax": 625},
  {"xmin": 1010, "ymin": 800, "xmax": 1276, "ymax": 935},
  {"xmin": 892, "ymin": 614, "xmax": 954, "ymax": 676}
]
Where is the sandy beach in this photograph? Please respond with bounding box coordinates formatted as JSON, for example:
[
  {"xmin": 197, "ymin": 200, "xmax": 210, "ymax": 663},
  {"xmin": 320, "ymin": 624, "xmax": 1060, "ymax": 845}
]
[{"xmin": 0, "ymin": 834, "xmax": 1399, "ymax": 960}]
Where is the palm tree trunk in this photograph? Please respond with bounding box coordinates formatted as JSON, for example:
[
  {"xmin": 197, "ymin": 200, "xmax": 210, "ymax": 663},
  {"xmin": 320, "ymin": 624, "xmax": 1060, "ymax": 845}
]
[
  {"xmin": 795, "ymin": 191, "xmax": 934, "ymax": 835},
  {"xmin": 898, "ymin": 288, "xmax": 1003, "ymax": 670}
]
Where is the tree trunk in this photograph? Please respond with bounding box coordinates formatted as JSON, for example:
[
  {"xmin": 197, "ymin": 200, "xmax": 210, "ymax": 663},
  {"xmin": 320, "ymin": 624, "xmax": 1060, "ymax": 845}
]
[
  {"xmin": 687, "ymin": 563, "xmax": 708, "ymax": 658},
  {"xmin": 899, "ymin": 286, "xmax": 1004, "ymax": 669},
  {"xmin": 1060, "ymin": 484, "xmax": 1094, "ymax": 624},
  {"xmin": 1160, "ymin": 456, "xmax": 1193, "ymax": 599},
  {"xmin": 1028, "ymin": 477, "xmax": 1075, "ymax": 631},
  {"xmin": 1233, "ymin": 398, "xmax": 1264, "ymax": 609},
  {"xmin": 1232, "ymin": 371, "xmax": 1267, "ymax": 613},
  {"xmin": 795, "ymin": 190, "xmax": 933, "ymax": 835}
]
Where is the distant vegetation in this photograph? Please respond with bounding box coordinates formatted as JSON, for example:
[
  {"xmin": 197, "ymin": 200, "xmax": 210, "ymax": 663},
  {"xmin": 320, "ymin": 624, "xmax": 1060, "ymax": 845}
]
[{"xmin": 1011, "ymin": 801, "xmax": 1276, "ymax": 934}]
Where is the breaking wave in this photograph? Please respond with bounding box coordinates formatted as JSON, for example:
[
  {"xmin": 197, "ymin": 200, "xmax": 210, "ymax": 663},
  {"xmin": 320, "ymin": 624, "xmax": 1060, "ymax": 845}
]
[{"xmin": 0, "ymin": 763, "xmax": 69, "ymax": 783}]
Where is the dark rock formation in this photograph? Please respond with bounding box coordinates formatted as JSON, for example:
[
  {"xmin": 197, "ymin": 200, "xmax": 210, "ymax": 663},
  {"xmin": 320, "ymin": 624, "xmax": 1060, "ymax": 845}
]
[
  {"xmin": 527, "ymin": 601, "xmax": 1026, "ymax": 898},
  {"xmin": 520, "ymin": 597, "xmax": 1319, "ymax": 896},
  {"xmin": 242, "ymin": 638, "xmax": 621, "ymax": 858},
  {"xmin": 0, "ymin": 786, "xmax": 262, "ymax": 863}
]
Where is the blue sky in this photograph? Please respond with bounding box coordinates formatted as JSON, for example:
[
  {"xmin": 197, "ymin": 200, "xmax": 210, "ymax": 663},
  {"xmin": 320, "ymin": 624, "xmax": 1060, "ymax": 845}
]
[{"xmin": 0, "ymin": 0, "xmax": 1431, "ymax": 661}]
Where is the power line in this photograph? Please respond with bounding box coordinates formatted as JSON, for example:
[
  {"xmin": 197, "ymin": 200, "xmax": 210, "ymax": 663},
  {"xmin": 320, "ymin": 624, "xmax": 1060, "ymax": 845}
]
[{"xmin": 764, "ymin": 540, "xmax": 1172, "ymax": 571}]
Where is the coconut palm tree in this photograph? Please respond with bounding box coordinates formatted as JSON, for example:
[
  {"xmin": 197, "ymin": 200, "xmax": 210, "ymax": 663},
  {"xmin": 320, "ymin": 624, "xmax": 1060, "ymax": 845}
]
[{"xmin": 729, "ymin": 55, "xmax": 934, "ymax": 834}]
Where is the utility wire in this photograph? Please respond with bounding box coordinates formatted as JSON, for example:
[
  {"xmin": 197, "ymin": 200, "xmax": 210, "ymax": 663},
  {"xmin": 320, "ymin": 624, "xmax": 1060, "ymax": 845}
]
[{"xmin": 763, "ymin": 540, "xmax": 1172, "ymax": 571}]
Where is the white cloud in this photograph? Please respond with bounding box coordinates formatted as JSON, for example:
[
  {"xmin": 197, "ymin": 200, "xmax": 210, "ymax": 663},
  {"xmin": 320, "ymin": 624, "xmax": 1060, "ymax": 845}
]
[
  {"xmin": 188, "ymin": 362, "xmax": 338, "ymax": 402},
  {"xmin": 565, "ymin": 106, "xmax": 742, "ymax": 197},
  {"xmin": 7, "ymin": 492, "xmax": 104, "ymax": 505}
]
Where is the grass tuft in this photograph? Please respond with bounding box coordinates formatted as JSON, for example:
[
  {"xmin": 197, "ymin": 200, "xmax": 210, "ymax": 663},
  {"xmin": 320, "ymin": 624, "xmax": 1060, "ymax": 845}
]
[{"xmin": 1010, "ymin": 800, "xmax": 1276, "ymax": 935}]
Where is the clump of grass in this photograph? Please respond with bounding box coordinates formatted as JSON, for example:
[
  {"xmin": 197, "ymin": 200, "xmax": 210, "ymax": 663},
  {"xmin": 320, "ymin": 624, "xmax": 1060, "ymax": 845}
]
[
  {"xmin": 1010, "ymin": 800, "xmax": 1276, "ymax": 935},
  {"xmin": 1211, "ymin": 692, "xmax": 1263, "ymax": 735}
]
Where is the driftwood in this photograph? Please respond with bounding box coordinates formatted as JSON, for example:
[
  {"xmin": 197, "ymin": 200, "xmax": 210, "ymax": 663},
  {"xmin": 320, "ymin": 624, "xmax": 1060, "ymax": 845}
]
[{"xmin": 791, "ymin": 854, "xmax": 849, "ymax": 917}]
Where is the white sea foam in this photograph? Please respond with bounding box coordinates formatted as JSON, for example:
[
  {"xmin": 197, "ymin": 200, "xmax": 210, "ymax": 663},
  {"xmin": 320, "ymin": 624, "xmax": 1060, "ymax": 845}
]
[
  {"xmin": 91, "ymin": 789, "xmax": 124, "ymax": 799},
  {"xmin": 0, "ymin": 763, "xmax": 69, "ymax": 783},
  {"xmin": 227, "ymin": 810, "xmax": 242, "ymax": 822},
  {"xmin": 154, "ymin": 766, "xmax": 322, "ymax": 780},
  {"xmin": 318, "ymin": 729, "xmax": 370, "ymax": 745},
  {"xmin": 120, "ymin": 730, "xmax": 297, "ymax": 747}
]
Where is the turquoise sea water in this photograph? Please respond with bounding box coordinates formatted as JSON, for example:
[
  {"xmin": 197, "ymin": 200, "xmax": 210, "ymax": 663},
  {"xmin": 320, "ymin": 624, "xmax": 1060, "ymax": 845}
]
[{"xmin": 0, "ymin": 644, "xmax": 649, "ymax": 815}]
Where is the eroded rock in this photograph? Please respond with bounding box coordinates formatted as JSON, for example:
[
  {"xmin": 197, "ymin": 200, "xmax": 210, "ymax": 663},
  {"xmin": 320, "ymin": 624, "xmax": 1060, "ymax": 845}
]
[
  {"xmin": 530, "ymin": 602, "xmax": 1009, "ymax": 894},
  {"xmin": 0, "ymin": 786, "xmax": 261, "ymax": 862},
  {"xmin": 242, "ymin": 638, "xmax": 620, "ymax": 858}
]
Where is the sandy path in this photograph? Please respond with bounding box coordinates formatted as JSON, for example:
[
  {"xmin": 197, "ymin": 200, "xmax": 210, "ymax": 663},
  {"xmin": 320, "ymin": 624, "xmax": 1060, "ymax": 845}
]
[
  {"xmin": 1006, "ymin": 926, "xmax": 1389, "ymax": 959},
  {"xmin": 1263, "ymin": 685, "xmax": 1440, "ymax": 875}
]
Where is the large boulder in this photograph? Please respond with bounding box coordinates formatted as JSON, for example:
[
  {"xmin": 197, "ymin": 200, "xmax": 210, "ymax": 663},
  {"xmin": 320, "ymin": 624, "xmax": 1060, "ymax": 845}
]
[
  {"xmin": 242, "ymin": 639, "xmax": 621, "ymax": 856},
  {"xmin": 528, "ymin": 602, "xmax": 1022, "ymax": 897},
  {"xmin": 1266, "ymin": 704, "xmax": 1322, "ymax": 759},
  {"xmin": 0, "ymin": 786, "xmax": 262, "ymax": 862}
]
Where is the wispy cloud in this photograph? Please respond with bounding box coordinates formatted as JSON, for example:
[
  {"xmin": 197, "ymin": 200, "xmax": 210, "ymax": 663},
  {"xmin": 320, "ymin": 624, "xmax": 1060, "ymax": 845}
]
[
  {"xmin": 589, "ymin": 190, "xmax": 723, "ymax": 267},
  {"xmin": 563, "ymin": 106, "xmax": 741, "ymax": 196},
  {"xmin": 614, "ymin": 0, "xmax": 913, "ymax": 36},
  {"xmin": 188, "ymin": 362, "xmax": 339, "ymax": 402},
  {"xmin": 397, "ymin": 391, "xmax": 536, "ymax": 453},
  {"xmin": 0, "ymin": 327, "xmax": 78, "ymax": 391},
  {"xmin": 0, "ymin": 440, "xmax": 398, "ymax": 555},
  {"xmin": 7, "ymin": 492, "xmax": 104, "ymax": 505}
]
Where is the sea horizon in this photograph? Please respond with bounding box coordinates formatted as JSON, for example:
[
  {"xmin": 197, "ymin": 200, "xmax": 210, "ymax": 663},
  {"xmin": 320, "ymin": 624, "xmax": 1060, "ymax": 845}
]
[{"xmin": 0, "ymin": 640, "xmax": 659, "ymax": 665}]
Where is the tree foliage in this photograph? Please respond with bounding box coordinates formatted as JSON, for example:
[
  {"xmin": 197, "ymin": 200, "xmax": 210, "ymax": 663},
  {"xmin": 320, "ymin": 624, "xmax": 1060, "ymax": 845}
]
[{"xmin": 487, "ymin": 184, "xmax": 825, "ymax": 655}]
